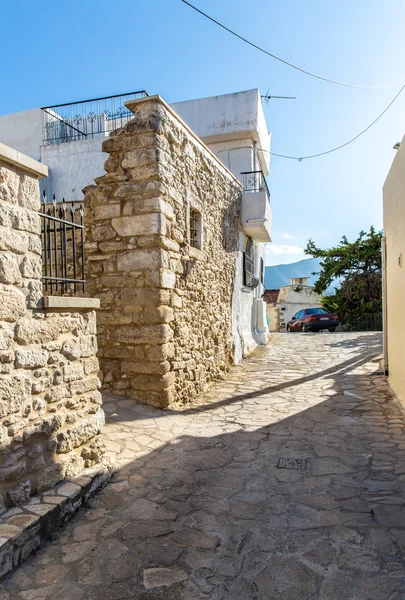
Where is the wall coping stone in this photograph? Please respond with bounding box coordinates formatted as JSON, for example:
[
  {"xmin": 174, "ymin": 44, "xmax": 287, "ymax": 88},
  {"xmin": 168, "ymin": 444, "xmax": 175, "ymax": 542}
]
[
  {"xmin": 0, "ymin": 463, "xmax": 113, "ymax": 581},
  {"xmin": 42, "ymin": 296, "xmax": 101, "ymax": 310},
  {"xmin": 125, "ymin": 95, "xmax": 243, "ymax": 188},
  {"xmin": 0, "ymin": 142, "xmax": 48, "ymax": 179}
]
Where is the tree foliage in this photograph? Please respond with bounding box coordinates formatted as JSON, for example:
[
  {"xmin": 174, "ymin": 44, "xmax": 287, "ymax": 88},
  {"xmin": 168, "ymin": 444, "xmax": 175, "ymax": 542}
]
[{"xmin": 304, "ymin": 227, "xmax": 382, "ymax": 316}]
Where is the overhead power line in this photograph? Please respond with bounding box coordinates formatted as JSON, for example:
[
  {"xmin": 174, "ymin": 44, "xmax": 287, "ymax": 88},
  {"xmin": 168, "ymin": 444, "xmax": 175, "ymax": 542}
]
[
  {"xmin": 180, "ymin": 0, "xmax": 403, "ymax": 90},
  {"xmin": 258, "ymin": 83, "xmax": 405, "ymax": 161}
]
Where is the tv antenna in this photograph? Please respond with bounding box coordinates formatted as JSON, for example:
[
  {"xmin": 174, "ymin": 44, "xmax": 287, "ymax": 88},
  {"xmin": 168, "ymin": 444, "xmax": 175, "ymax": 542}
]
[{"xmin": 261, "ymin": 88, "xmax": 296, "ymax": 105}]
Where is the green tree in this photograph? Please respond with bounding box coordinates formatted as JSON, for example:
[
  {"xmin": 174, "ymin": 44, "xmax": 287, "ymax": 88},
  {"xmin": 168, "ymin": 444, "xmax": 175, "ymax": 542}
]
[{"xmin": 304, "ymin": 227, "xmax": 382, "ymax": 317}]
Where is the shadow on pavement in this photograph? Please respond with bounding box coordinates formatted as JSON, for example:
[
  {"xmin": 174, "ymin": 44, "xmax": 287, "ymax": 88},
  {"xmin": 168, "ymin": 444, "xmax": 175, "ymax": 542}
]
[{"xmin": 3, "ymin": 332, "xmax": 405, "ymax": 600}]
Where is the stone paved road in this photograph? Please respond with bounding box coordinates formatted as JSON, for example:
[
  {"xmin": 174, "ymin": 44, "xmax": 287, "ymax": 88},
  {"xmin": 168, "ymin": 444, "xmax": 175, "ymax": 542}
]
[{"xmin": 4, "ymin": 331, "xmax": 405, "ymax": 600}]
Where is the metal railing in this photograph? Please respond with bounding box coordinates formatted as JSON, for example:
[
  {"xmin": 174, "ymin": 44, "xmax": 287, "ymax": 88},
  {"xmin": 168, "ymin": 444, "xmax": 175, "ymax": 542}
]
[
  {"xmin": 40, "ymin": 193, "xmax": 85, "ymax": 295},
  {"xmin": 41, "ymin": 90, "xmax": 148, "ymax": 144},
  {"xmin": 337, "ymin": 313, "xmax": 383, "ymax": 332},
  {"xmin": 241, "ymin": 170, "xmax": 270, "ymax": 203}
]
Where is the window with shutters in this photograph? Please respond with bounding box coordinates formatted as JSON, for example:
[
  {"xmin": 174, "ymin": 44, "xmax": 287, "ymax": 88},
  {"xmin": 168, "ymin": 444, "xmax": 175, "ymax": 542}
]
[{"xmin": 243, "ymin": 238, "xmax": 259, "ymax": 290}]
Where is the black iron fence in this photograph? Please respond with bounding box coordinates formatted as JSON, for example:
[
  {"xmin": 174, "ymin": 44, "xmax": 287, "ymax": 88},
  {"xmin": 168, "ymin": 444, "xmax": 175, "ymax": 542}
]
[
  {"xmin": 40, "ymin": 193, "xmax": 85, "ymax": 295},
  {"xmin": 41, "ymin": 90, "xmax": 148, "ymax": 144},
  {"xmin": 241, "ymin": 170, "xmax": 270, "ymax": 203},
  {"xmin": 337, "ymin": 313, "xmax": 383, "ymax": 332}
]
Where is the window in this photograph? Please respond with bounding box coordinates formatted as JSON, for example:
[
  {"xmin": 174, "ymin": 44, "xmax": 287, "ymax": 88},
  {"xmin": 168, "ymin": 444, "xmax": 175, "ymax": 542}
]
[
  {"xmin": 305, "ymin": 308, "xmax": 328, "ymax": 315},
  {"xmin": 243, "ymin": 238, "xmax": 259, "ymax": 290},
  {"xmin": 260, "ymin": 257, "xmax": 264, "ymax": 285},
  {"xmin": 189, "ymin": 208, "xmax": 202, "ymax": 250}
]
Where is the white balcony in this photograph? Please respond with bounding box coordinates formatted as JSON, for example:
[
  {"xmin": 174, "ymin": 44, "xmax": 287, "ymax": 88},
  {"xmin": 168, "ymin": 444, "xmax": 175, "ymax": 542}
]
[{"xmin": 241, "ymin": 171, "xmax": 272, "ymax": 242}]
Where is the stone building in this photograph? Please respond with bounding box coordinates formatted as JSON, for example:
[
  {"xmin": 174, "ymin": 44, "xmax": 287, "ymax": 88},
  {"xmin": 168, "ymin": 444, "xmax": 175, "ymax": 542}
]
[
  {"xmin": 85, "ymin": 95, "xmax": 244, "ymax": 406},
  {"xmin": 0, "ymin": 143, "xmax": 104, "ymax": 510},
  {"xmin": 0, "ymin": 88, "xmax": 272, "ymax": 364},
  {"xmin": 0, "ymin": 89, "xmax": 273, "ymax": 408}
]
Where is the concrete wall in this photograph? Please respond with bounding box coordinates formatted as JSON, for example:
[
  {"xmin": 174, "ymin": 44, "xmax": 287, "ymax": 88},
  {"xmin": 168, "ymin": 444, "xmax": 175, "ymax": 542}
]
[
  {"xmin": 383, "ymin": 135, "xmax": 405, "ymax": 403},
  {"xmin": 0, "ymin": 144, "xmax": 104, "ymax": 508}
]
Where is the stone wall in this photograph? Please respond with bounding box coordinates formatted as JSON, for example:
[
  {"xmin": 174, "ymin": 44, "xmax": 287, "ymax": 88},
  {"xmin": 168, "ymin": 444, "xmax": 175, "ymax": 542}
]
[
  {"xmin": 0, "ymin": 149, "xmax": 104, "ymax": 508},
  {"xmin": 85, "ymin": 96, "xmax": 241, "ymax": 407}
]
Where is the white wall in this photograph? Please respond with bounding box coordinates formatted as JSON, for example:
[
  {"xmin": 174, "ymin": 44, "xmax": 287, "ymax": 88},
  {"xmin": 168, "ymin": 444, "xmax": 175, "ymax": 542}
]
[
  {"xmin": 208, "ymin": 139, "xmax": 255, "ymax": 184},
  {"xmin": 0, "ymin": 109, "xmax": 43, "ymax": 161},
  {"xmin": 172, "ymin": 89, "xmax": 270, "ymax": 175},
  {"xmin": 277, "ymin": 285, "xmax": 322, "ymax": 329},
  {"xmin": 232, "ymin": 236, "xmax": 268, "ymax": 362},
  {"xmin": 41, "ymin": 138, "xmax": 108, "ymax": 200},
  {"xmin": 383, "ymin": 135, "xmax": 405, "ymax": 404}
]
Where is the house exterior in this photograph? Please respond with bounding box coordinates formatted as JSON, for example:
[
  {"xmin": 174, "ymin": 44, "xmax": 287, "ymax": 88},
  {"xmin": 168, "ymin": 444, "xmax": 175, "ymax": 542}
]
[
  {"xmin": 383, "ymin": 136, "xmax": 405, "ymax": 403},
  {"xmin": 264, "ymin": 277, "xmax": 322, "ymax": 331},
  {"xmin": 0, "ymin": 89, "xmax": 271, "ymax": 366}
]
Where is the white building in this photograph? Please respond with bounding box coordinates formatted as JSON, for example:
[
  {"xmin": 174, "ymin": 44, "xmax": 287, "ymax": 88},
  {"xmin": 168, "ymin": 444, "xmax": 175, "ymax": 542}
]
[
  {"xmin": 276, "ymin": 277, "xmax": 322, "ymax": 330},
  {"xmin": 0, "ymin": 88, "xmax": 272, "ymax": 362}
]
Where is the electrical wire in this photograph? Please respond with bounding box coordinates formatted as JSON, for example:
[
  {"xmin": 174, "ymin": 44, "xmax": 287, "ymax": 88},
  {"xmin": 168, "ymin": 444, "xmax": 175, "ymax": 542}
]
[
  {"xmin": 257, "ymin": 83, "xmax": 405, "ymax": 161},
  {"xmin": 180, "ymin": 0, "xmax": 403, "ymax": 90}
]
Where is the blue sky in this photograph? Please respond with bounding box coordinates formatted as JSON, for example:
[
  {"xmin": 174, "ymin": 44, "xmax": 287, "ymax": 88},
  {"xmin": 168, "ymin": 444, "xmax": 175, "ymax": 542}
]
[{"xmin": 1, "ymin": 0, "xmax": 404, "ymax": 265}]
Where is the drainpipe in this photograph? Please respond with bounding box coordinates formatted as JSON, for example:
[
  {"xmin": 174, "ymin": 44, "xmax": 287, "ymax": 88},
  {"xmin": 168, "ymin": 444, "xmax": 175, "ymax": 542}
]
[{"xmin": 381, "ymin": 235, "xmax": 389, "ymax": 375}]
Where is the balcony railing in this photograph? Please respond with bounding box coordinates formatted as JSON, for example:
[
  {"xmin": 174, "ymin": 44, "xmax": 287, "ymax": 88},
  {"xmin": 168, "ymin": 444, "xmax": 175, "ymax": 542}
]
[
  {"xmin": 241, "ymin": 170, "xmax": 270, "ymax": 202},
  {"xmin": 41, "ymin": 90, "xmax": 148, "ymax": 144}
]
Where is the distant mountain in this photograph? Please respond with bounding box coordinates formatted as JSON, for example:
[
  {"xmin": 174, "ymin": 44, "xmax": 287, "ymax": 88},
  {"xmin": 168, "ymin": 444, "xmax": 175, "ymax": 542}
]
[{"xmin": 264, "ymin": 258, "xmax": 321, "ymax": 289}]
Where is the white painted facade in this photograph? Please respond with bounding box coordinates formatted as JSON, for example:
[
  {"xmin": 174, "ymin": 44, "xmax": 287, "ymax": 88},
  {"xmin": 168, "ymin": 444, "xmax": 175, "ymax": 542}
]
[
  {"xmin": 383, "ymin": 135, "xmax": 405, "ymax": 404},
  {"xmin": 277, "ymin": 279, "xmax": 322, "ymax": 330},
  {"xmin": 0, "ymin": 89, "xmax": 271, "ymax": 363}
]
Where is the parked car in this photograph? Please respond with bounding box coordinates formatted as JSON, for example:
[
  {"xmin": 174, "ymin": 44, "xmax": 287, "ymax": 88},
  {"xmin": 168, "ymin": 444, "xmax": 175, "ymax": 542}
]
[{"xmin": 286, "ymin": 308, "xmax": 340, "ymax": 332}]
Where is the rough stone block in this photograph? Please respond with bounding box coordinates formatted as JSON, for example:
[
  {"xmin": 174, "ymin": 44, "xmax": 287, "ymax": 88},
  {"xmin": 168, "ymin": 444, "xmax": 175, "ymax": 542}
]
[
  {"xmin": 56, "ymin": 410, "xmax": 105, "ymax": 453},
  {"xmin": 0, "ymin": 325, "xmax": 14, "ymax": 351},
  {"xmin": 15, "ymin": 349, "xmax": 48, "ymax": 369},
  {"xmin": 121, "ymin": 147, "xmax": 157, "ymax": 169},
  {"xmin": 111, "ymin": 324, "xmax": 173, "ymax": 345},
  {"xmin": 116, "ymin": 248, "xmax": 167, "ymax": 272},
  {"xmin": 44, "ymin": 385, "xmax": 69, "ymax": 404},
  {"xmin": 0, "ymin": 374, "xmax": 30, "ymax": 417},
  {"xmin": 0, "ymin": 226, "xmax": 28, "ymax": 255},
  {"xmin": 20, "ymin": 255, "xmax": 41, "ymax": 279},
  {"xmin": 94, "ymin": 203, "xmax": 121, "ymax": 220},
  {"xmin": 121, "ymin": 360, "xmax": 170, "ymax": 375},
  {"xmin": 0, "ymin": 285, "xmax": 25, "ymax": 322},
  {"xmin": 63, "ymin": 364, "xmax": 85, "ymax": 383},
  {"xmin": 70, "ymin": 376, "xmax": 99, "ymax": 396},
  {"xmin": 0, "ymin": 254, "xmax": 21, "ymax": 285},
  {"xmin": 112, "ymin": 213, "xmax": 166, "ymax": 237},
  {"xmin": 130, "ymin": 371, "xmax": 175, "ymax": 392},
  {"xmin": 15, "ymin": 317, "xmax": 74, "ymax": 345},
  {"xmin": 8, "ymin": 481, "xmax": 31, "ymax": 507}
]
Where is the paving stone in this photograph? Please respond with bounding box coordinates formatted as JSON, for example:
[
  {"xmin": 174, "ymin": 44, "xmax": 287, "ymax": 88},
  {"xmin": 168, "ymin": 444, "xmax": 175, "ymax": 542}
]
[
  {"xmin": 5, "ymin": 332, "xmax": 405, "ymax": 599},
  {"xmin": 143, "ymin": 567, "xmax": 188, "ymax": 590}
]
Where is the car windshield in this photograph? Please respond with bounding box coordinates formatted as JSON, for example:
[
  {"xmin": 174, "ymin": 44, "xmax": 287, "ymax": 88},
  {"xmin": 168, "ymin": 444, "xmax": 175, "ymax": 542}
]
[{"xmin": 306, "ymin": 308, "xmax": 329, "ymax": 315}]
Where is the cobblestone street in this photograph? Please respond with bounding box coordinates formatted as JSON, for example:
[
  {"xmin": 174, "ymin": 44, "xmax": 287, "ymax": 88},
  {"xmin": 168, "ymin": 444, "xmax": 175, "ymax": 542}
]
[{"xmin": 4, "ymin": 331, "xmax": 405, "ymax": 599}]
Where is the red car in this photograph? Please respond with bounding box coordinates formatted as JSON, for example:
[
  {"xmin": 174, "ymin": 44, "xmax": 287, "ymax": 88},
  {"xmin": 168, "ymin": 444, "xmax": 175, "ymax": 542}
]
[{"xmin": 287, "ymin": 308, "xmax": 340, "ymax": 332}]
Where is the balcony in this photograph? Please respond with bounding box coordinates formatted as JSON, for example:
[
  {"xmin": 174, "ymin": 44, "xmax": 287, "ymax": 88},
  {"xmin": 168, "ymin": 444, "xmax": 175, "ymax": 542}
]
[
  {"xmin": 41, "ymin": 91, "xmax": 148, "ymax": 144},
  {"xmin": 241, "ymin": 171, "xmax": 272, "ymax": 242}
]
